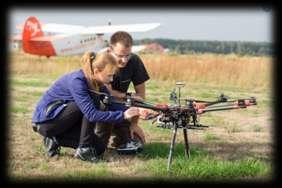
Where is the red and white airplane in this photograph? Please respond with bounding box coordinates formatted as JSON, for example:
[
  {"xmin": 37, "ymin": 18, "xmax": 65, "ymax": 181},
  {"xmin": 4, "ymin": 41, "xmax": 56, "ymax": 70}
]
[{"xmin": 11, "ymin": 16, "xmax": 160, "ymax": 57}]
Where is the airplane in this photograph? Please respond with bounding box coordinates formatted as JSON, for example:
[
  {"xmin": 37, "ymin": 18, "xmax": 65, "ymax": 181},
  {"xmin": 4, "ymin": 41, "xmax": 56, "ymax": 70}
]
[{"xmin": 11, "ymin": 16, "xmax": 161, "ymax": 57}]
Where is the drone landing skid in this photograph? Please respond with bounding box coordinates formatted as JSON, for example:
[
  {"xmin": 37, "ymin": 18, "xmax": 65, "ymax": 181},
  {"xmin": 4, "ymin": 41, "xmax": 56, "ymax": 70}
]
[{"xmin": 157, "ymin": 124, "xmax": 209, "ymax": 130}]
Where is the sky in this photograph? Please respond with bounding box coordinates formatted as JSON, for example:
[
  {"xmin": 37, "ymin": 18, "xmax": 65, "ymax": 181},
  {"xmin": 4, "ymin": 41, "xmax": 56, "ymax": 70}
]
[{"xmin": 8, "ymin": 7, "xmax": 273, "ymax": 42}]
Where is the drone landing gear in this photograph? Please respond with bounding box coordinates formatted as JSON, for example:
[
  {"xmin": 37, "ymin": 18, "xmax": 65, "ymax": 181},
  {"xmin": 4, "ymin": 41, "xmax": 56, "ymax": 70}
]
[
  {"xmin": 166, "ymin": 123, "xmax": 208, "ymax": 171},
  {"xmin": 187, "ymin": 124, "xmax": 209, "ymax": 129},
  {"xmin": 167, "ymin": 123, "xmax": 190, "ymax": 171}
]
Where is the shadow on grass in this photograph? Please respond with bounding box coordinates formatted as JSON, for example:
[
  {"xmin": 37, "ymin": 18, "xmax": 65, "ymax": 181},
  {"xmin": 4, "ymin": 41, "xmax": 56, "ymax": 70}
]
[
  {"xmin": 136, "ymin": 141, "xmax": 273, "ymax": 180},
  {"xmin": 191, "ymin": 141, "xmax": 273, "ymax": 162},
  {"xmin": 138, "ymin": 142, "xmax": 208, "ymax": 160},
  {"xmin": 138, "ymin": 141, "xmax": 273, "ymax": 163},
  {"xmin": 55, "ymin": 139, "xmax": 272, "ymax": 168}
]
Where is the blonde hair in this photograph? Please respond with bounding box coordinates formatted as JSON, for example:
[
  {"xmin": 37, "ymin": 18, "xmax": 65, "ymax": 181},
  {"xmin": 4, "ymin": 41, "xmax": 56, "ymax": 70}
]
[{"xmin": 81, "ymin": 51, "xmax": 118, "ymax": 90}]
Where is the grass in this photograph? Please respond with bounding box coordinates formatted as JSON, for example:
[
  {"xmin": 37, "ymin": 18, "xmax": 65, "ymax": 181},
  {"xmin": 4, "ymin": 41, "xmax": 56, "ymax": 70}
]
[
  {"xmin": 142, "ymin": 53, "xmax": 271, "ymax": 90},
  {"xmin": 7, "ymin": 51, "xmax": 273, "ymax": 182},
  {"xmin": 138, "ymin": 155, "xmax": 270, "ymax": 181},
  {"xmin": 252, "ymin": 124, "xmax": 263, "ymax": 132},
  {"xmin": 203, "ymin": 132, "xmax": 220, "ymax": 142}
]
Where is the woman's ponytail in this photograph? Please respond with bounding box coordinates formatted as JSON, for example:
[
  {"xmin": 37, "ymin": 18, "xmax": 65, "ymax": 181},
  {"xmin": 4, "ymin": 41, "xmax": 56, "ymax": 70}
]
[{"xmin": 81, "ymin": 52, "xmax": 98, "ymax": 90}]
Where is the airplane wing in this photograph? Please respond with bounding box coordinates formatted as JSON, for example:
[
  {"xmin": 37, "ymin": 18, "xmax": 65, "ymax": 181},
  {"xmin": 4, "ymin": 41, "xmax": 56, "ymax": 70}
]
[
  {"xmin": 29, "ymin": 23, "xmax": 160, "ymax": 34},
  {"xmin": 82, "ymin": 23, "xmax": 161, "ymax": 34},
  {"xmin": 131, "ymin": 45, "xmax": 146, "ymax": 53},
  {"xmin": 16, "ymin": 23, "xmax": 86, "ymax": 34},
  {"xmin": 29, "ymin": 34, "xmax": 69, "ymax": 41},
  {"xmin": 41, "ymin": 24, "xmax": 86, "ymax": 34},
  {"xmin": 99, "ymin": 45, "xmax": 146, "ymax": 53}
]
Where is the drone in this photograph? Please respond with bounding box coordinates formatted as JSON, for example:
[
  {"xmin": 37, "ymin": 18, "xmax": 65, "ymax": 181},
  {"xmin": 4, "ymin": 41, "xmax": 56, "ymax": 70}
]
[{"xmin": 89, "ymin": 82, "xmax": 257, "ymax": 171}]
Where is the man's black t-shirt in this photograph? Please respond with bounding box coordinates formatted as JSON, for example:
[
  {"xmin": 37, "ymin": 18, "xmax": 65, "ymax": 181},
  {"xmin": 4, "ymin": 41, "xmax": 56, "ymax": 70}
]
[{"xmin": 110, "ymin": 54, "xmax": 150, "ymax": 93}]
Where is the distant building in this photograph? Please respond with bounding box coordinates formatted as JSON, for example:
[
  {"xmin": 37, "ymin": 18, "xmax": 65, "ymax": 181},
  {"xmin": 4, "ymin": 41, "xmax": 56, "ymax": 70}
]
[
  {"xmin": 9, "ymin": 34, "xmax": 22, "ymax": 52},
  {"xmin": 142, "ymin": 42, "xmax": 166, "ymax": 54}
]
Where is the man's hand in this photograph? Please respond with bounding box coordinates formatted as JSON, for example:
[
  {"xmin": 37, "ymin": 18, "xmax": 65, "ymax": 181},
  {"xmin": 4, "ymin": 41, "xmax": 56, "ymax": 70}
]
[
  {"xmin": 130, "ymin": 124, "xmax": 146, "ymax": 144},
  {"xmin": 128, "ymin": 116, "xmax": 146, "ymax": 144},
  {"xmin": 104, "ymin": 83, "xmax": 125, "ymax": 100},
  {"xmin": 130, "ymin": 93, "xmax": 144, "ymax": 102}
]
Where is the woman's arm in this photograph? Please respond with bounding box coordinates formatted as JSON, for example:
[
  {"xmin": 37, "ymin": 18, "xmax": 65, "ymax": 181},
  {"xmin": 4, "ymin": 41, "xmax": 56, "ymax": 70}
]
[{"xmin": 69, "ymin": 77, "xmax": 125, "ymax": 123}]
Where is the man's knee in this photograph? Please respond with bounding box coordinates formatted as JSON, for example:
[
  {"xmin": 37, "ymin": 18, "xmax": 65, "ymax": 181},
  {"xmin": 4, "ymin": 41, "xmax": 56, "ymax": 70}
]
[
  {"xmin": 113, "ymin": 122, "xmax": 130, "ymax": 136},
  {"xmin": 95, "ymin": 123, "xmax": 113, "ymax": 146},
  {"xmin": 95, "ymin": 123, "xmax": 113, "ymax": 135},
  {"xmin": 112, "ymin": 123, "xmax": 131, "ymax": 146}
]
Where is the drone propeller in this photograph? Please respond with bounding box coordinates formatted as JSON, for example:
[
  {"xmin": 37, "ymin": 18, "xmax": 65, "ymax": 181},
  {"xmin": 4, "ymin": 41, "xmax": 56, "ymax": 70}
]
[{"xmin": 218, "ymin": 93, "xmax": 230, "ymax": 102}]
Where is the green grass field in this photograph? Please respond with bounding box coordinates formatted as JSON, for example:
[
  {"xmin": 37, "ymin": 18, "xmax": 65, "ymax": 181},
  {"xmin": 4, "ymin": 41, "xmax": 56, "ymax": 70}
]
[{"xmin": 7, "ymin": 52, "xmax": 273, "ymax": 182}]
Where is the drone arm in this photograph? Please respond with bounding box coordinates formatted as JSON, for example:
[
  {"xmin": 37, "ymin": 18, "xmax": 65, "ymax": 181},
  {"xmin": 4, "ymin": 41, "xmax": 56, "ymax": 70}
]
[
  {"xmin": 198, "ymin": 105, "xmax": 243, "ymax": 114},
  {"xmin": 196, "ymin": 98, "xmax": 257, "ymax": 114},
  {"xmin": 129, "ymin": 100, "xmax": 169, "ymax": 112}
]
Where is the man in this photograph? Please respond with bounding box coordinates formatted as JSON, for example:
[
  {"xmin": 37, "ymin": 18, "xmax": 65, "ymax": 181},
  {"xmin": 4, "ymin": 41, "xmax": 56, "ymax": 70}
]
[{"xmin": 95, "ymin": 31, "xmax": 149, "ymax": 154}]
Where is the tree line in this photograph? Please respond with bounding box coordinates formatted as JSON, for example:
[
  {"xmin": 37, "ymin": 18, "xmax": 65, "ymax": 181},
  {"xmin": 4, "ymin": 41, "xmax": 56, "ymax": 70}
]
[{"xmin": 134, "ymin": 38, "xmax": 273, "ymax": 56}]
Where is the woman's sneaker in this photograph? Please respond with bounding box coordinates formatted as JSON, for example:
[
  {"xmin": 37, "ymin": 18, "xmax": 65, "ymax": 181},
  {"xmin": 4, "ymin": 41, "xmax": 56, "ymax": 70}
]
[
  {"xmin": 43, "ymin": 137, "xmax": 61, "ymax": 157},
  {"xmin": 74, "ymin": 147, "xmax": 101, "ymax": 163}
]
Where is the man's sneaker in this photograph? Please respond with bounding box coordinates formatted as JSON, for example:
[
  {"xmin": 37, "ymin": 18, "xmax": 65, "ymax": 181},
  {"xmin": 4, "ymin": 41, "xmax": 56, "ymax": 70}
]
[
  {"xmin": 116, "ymin": 139, "xmax": 143, "ymax": 155},
  {"xmin": 131, "ymin": 138, "xmax": 144, "ymax": 153},
  {"xmin": 43, "ymin": 137, "xmax": 61, "ymax": 157},
  {"xmin": 74, "ymin": 147, "xmax": 101, "ymax": 163}
]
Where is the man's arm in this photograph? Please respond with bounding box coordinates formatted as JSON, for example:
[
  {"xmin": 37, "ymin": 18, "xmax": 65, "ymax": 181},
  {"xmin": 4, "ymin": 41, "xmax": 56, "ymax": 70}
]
[
  {"xmin": 105, "ymin": 82, "xmax": 146, "ymax": 101},
  {"xmin": 133, "ymin": 82, "xmax": 146, "ymax": 100},
  {"xmin": 105, "ymin": 84, "xmax": 125, "ymax": 99}
]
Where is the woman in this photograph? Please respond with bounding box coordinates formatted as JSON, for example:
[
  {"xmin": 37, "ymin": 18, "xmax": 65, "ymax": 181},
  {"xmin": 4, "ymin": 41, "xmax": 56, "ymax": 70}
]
[{"xmin": 32, "ymin": 52, "xmax": 139, "ymax": 163}]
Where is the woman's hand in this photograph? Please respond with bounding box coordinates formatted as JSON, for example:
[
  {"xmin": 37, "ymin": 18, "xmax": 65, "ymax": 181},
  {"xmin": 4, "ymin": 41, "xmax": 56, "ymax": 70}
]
[
  {"xmin": 124, "ymin": 107, "xmax": 139, "ymax": 120},
  {"xmin": 138, "ymin": 108, "xmax": 159, "ymax": 120}
]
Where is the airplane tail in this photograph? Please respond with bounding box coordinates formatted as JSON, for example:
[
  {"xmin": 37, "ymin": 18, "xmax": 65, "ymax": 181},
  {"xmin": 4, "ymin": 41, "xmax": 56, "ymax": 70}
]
[
  {"xmin": 22, "ymin": 16, "xmax": 44, "ymax": 53},
  {"xmin": 22, "ymin": 16, "xmax": 56, "ymax": 57}
]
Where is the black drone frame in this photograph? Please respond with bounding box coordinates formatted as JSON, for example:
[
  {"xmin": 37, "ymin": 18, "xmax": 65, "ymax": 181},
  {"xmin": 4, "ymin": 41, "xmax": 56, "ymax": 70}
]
[{"xmin": 89, "ymin": 82, "xmax": 257, "ymax": 171}]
